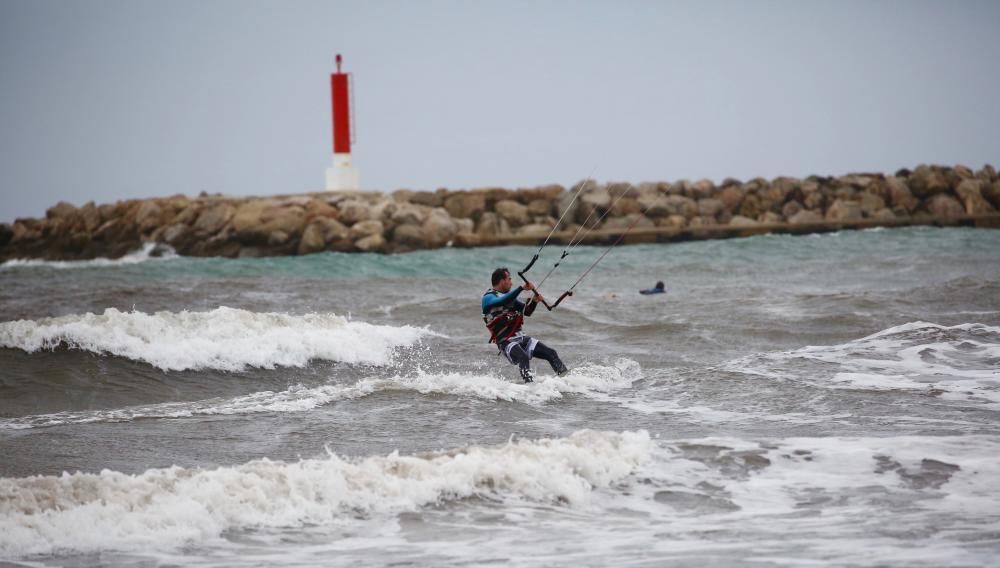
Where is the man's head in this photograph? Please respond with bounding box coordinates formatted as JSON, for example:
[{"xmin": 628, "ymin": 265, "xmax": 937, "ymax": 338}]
[{"xmin": 491, "ymin": 267, "xmax": 513, "ymax": 292}]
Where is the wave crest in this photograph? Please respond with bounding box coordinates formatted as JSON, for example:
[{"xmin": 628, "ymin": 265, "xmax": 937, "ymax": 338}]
[
  {"xmin": 0, "ymin": 430, "xmax": 652, "ymax": 557},
  {"xmin": 0, "ymin": 307, "xmax": 433, "ymax": 371}
]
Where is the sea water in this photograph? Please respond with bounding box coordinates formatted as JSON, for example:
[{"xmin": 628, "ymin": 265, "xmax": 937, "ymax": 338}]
[{"xmin": 1, "ymin": 227, "xmax": 998, "ymax": 567}]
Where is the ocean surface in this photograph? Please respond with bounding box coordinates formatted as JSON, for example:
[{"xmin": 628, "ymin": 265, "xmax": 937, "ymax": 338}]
[{"xmin": 1, "ymin": 227, "xmax": 999, "ymax": 567}]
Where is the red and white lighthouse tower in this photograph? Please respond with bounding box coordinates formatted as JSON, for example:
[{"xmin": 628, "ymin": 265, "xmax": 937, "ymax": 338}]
[{"xmin": 325, "ymin": 54, "xmax": 360, "ymax": 191}]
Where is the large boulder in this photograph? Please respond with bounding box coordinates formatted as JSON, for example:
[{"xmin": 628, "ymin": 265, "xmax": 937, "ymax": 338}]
[
  {"xmin": 656, "ymin": 215, "xmax": 687, "ymax": 230},
  {"xmin": 872, "ymin": 208, "xmax": 897, "ymax": 221},
  {"xmin": 801, "ymin": 181, "xmax": 825, "ymax": 210},
  {"xmin": 728, "ymin": 215, "xmax": 758, "ymax": 227},
  {"xmin": 555, "ymin": 189, "xmax": 580, "ymax": 227},
  {"xmin": 161, "ymin": 223, "xmax": 192, "ymax": 247},
  {"xmin": 975, "ymin": 164, "xmax": 997, "ymax": 182},
  {"xmin": 637, "ymin": 194, "xmax": 670, "ymax": 218},
  {"xmin": 909, "ymin": 165, "xmax": 950, "ymax": 197},
  {"xmin": 781, "ymin": 201, "xmax": 803, "ymax": 219},
  {"xmin": 947, "ymin": 164, "xmax": 975, "ymax": 188},
  {"xmin": 825, "ymin": 199, "xmax": 862, "ymax": 221},
  {"xmin": 580, "ymin": 186, "xmax": 611, "ymax": 209},
  {"xmin": 602, "ymin": 213, "xmax": 654, "ymax": 230},
  {"xmin": 354, "ymin": 234, "xmax": 386, "ymax": 252},
  {"xmin": 475, "ymin": 212, "xmax": 502, "ymax": 239},
  {"xmin": 697, "ymin": 198, "xmax": 726, "ymax": 219},
  {"xmin": 718, "ymin": 185, "xmax": 745, "ymax": 212},
  {"xmin": 886, "ymin": 177, "xmax": 918, "ymax": 213},
  {"xmin": 231, "ymin": 202, "xmax": 267, "ymax": 238},
  {"xmin": 391, "ymin": 203, "xmax": 427, "ymax": 225},
  {"xmin": 444, "ymin": 191, "xmax": 487, "ymax": 220},
  {"xmin": 297, "ymin": 221, "xmax": 327, "ymax": 255},
  {"xmin": 305, "ymin": 199, "xmax": 340, "ymax": 222},
  {"xmin": 738, "ymin": 193, "xmax": 764, "ymax": 219},
  {"xmin": 78, "ymin": 202, "xmax": 103, "ymax": 232},
  {"xmin": 193, "ymin": 203, "xmax": 234, "ymax": 235},
  {"xmin": 349, "ymin": 219, "xmax": 384, "ymax": 241},
  {"xmin": 611, "ymin": 197, "xmax": 642, "ymax": 216},
  {"xmin": 516, "ymin": 223, "xmax": 554, "ymax": 236},
  {"xmin": 664, "ymin": 195, "xmax": 698, "ymax": 218},
  {"xmin": 494, "ymin": 199, "xmax": 530, "ymax": 227},
  {"xmin": 926, "ymin": 194, "xmax": 965, "ymax": 218},
  {"xmin": 858, "ymin": 193, "xmax": 886, "ymax": 217},
  {"xmin": 135, "ymin": 201, "xmax": 164, "ymax": 232},
  {"xmin": 527, "ymin": 199, "xmax": 552, "ymax": 217},
  {"xmin": 955, "ymin": 179, "xmax": 984, "ymax": 202},
  {"xmin": 690, "ymin": 179, "xmax": 716, "ymax": 199},
  {"xmin": 956, "ymin": 180, "xmax": 996, "ymax": 215},
  {"xmin": 338, "ymin": 199, "xmax": 373, "ymax": 225},
  {"xmin": 422, "ymin": 208, "xmax": 458, "ymax": 246},
  {"xmin": 46, "ymin": 201, "xmax": 77, "ymax": 219},
  {"xmin": 391, "ymin": 223, "xmax": 425, "ymax": 247},
  {"xmin": 789, "ymin": 210, "xmax": 823, "ymax": 224},
  {"xmin": 317, "ymin": 217, "xmax": 350, "ymax": 244},
  {"xmin": 262, "ymin": 206, "xmax": 305, "ymax": 237}
]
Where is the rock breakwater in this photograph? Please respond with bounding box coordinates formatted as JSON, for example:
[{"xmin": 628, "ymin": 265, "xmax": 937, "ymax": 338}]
[{"xmin": 2, "ymin": 164, "xmax": 998, "ymax": 261}]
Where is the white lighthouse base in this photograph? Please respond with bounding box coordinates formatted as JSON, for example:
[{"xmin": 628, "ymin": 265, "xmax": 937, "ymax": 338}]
[{"xmin": 325, "ymin": 153, "xmax": 361, "ymax": 191}]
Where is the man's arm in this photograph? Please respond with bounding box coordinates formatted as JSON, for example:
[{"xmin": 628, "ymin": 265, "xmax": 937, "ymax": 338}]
[{"xmin": 482, "ymin": 286, "xmax": 523, "ymax": 313}]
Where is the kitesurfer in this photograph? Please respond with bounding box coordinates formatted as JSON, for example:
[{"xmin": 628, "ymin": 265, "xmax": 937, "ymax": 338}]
[{"xmin": 482, "ymin": 267, "xmax": 569, "ymax": 383}]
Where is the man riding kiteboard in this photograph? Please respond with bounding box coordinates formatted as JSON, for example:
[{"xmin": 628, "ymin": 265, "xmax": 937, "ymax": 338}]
[{"xmin": 482, "ymin": 267, "xmax": 568, "ymax": 383}]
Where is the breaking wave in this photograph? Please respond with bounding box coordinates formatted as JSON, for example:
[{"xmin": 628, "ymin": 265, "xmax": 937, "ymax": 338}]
[
  {"xmin": 0, "ymin": 307, "xmax": 435, "ymax": 371},
  {"xmin": 0, "ymin": 242, "xmax": 177, "ymax": 270},
  {"xmin": 0, "ymin": 430, "xmax": 652, "ymax": 557}
]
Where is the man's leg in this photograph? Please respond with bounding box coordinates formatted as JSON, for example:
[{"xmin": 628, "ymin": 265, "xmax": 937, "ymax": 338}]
[
  {"xmin": 532, "ymin": 341, "xmax": 568, "ymax": 376},
  {"xmin": 506, "ymin": 340, "xmax": 534, "ymax": 383}
]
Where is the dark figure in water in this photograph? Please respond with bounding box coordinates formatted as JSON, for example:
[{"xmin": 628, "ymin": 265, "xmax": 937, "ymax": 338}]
[
  {"xmin": 640, "ymin": 281, "xmax": 666, "ymax": 295},
  {"xmin": 482, "ymin": 267, "xmax": 569, "ymax": 383}
]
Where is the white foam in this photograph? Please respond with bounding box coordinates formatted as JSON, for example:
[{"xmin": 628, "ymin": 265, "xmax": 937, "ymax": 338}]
[
  {"xmin": 0, "ymin": 242, "xmax": 177, "ymax": 270},
  {"xmin": 0, "ymin": 430, "xmax": 652, "ymax": 557},
  {"xmin": 593, "ymin": 433, "xmax": 1000, "ymax": 566},
  {"xmin": 0, "ymin": 360, "xmax": 641, "ymax": 430},
  {"xmin": 373, "ymin": 358, "xmax": 641, "ymax": 405},
  {"xmin": 725, "ymin": 321, "xmax": 1000, "ymax": 407},
  {"xmin": 0, "ymin": 307, "xmax": 434, "ymax": 371}
]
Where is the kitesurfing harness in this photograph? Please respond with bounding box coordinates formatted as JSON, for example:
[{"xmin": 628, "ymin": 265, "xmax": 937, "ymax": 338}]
[{"xmin": 483, "ymin": 293, "xmax": 536, "ymax": 344}]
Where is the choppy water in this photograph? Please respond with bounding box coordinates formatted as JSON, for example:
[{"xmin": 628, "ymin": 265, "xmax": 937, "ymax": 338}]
[{"xmin": 1, "ymin": 227, "xmax": 999, "ymax": 567}]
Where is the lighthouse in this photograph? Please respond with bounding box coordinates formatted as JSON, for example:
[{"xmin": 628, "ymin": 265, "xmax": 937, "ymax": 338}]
[{"xmin": 325, "ymin": 54, "xmax": 360, "ymax": 191}]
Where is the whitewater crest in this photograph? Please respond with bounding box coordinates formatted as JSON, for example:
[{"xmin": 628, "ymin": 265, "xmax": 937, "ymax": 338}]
[
  {"xmin": 0, "ymin": 430, "xmax": 652, "ymax": 557},
  {"xmin": 725, "ymin": 321, "xmax": 1000, "ymax": 407},
  {"xmin": 0, "ymin": 242, "xmax": 176, "ymax": 270},
  {"xmin": 0, "ymin": 306, "xmax": 434, "ymax": 371}
]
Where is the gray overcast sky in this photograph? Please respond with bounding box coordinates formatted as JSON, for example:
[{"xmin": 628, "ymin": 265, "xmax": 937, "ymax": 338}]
[{"xmin": 1, "ymin": 0, "xmax": 998, "ymax": 222}]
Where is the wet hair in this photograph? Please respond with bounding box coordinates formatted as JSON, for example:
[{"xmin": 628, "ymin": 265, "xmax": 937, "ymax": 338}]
[
  {"xmin": 492, "ymin": 267, "xmax": 510, "ymax": 285},
  {"xmin": 655, "ymin": 281, "xmax": 664, "ymax": 289}
]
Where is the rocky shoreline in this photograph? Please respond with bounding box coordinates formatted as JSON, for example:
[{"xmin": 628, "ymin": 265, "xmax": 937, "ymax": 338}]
[{"xmin": 2, "ymin": 163, "xmax": 998, "ymax": 261}]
